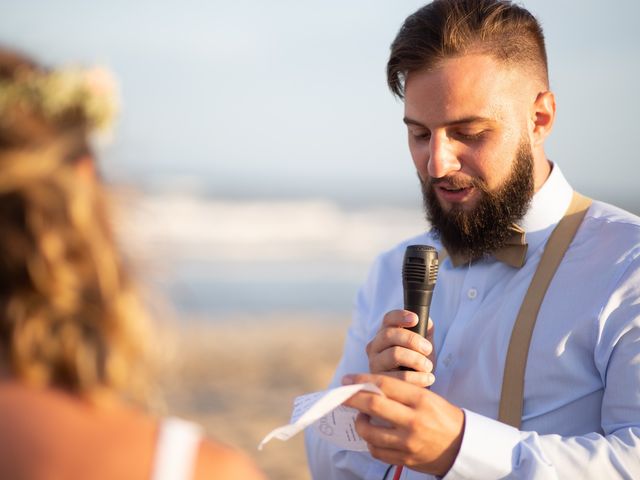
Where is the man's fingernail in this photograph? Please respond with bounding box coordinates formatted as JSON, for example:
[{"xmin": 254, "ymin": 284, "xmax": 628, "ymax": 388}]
[
  {"xmin": 403, "ymin": 312, "xmax": 418, "ymax": 324},
  {"xmin": 342, "ymin": 375, "xmax": 355, "ymax": 385},
  {"xmin": 427, "ymin": 373, "xmax": 435, "ymax": 385},
  {"xmin": 420, "ymin": 339, "xmax": 431, "ymax": 354}
]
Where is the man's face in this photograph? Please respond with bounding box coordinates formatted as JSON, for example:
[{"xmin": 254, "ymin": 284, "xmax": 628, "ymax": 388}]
[
  {"xmin": 421, "ymin": 140, "xmax": 533, "ymax": 259},
  {"xmin": 403, "ymin": 54, "xmax": 538, "ymax": 257}
]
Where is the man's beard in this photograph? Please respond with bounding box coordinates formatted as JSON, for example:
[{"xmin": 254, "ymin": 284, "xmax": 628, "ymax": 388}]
[{"xmin": 421, "ymin": 141, "xmax": 535, "ymax": 261}]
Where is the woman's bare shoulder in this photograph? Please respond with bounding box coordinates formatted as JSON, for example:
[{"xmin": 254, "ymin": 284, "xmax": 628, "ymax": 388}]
[{"xmin": 193, "ymin": 438, "xmax": 266, "ymax": 480}]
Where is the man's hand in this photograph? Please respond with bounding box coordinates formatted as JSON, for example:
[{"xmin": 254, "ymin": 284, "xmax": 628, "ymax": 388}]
[
  {"xmin": 366, "ymin": 310, "xmax": 435, "ymax": 387},
  {"xmin": 342, "ymin": 373, "xmax": 465, "ymax": 477}
]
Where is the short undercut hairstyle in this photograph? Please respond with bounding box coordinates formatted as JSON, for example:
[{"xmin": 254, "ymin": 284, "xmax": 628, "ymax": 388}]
[{"xmin": 387, "ymin": 0, "xmax": 548, "ymax": 98}]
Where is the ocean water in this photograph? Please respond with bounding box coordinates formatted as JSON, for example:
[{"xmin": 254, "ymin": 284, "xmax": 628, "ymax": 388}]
[{"xmin": 116, "ymin": 191, "xmax": 426, "ymax": 318}]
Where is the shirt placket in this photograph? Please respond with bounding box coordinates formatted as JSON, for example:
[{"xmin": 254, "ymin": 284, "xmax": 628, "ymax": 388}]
[{"xmin": 433, "ymin": 263, "xmax": 487, "ymax": 398}]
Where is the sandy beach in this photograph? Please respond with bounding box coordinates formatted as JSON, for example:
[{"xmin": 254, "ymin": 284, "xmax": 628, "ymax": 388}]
[{"xmin": 155, "ymin": 314, "xmax": 349, "ymax": 480}]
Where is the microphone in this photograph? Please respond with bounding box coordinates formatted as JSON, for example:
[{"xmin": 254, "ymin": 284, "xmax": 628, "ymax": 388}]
[
  {"xmin": 402, "ymin": 245, "xmax": 439, "ymax": 337},
  {"xmin": 393, "ymin": 246, "xmax": 438, "ymax": 477}
]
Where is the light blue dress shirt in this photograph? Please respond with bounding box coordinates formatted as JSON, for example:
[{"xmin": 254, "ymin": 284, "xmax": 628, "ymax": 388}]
[{"xmin": 305, "ymin": 165, "xmax": 640, "ymax": 479}]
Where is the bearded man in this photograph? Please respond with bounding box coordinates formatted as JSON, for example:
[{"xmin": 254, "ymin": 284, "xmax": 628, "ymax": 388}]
[{"xmin": 305, "ymin": 1, "xmax": 640, "ymax": 479}]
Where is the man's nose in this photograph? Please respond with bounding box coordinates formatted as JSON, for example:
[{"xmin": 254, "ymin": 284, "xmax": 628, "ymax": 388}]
[{"xmin": 427, "ymin": 134, "xmax": 461, "ymax": 179}]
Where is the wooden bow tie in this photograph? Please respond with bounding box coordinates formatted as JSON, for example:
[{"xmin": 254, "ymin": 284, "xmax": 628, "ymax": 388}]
[{"xmin": 448, "ymin": 224, "xmax": 528, "ymax": 268}]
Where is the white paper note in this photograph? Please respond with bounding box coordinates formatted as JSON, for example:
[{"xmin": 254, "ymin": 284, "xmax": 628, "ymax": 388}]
[{"xmin": 258, "ymin": 383, "xmax": 383, "ymax": 451}]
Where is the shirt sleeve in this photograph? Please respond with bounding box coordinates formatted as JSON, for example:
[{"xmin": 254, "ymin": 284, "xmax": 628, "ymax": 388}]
[
  {"xmin": 305, "ymin": 254, "xmax": 391, "ymax": 479},
  {"xmin": 444, "ymin": 412, "xmax": 640, "ymax": 480},
  {"xmin": 445, "ymin": 255, "xmax": 640, "ymax": 480}
]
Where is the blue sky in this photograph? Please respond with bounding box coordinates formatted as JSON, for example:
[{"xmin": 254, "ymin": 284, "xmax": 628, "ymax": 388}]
[{"xmin": 1, "ymin": 1, "xmax": 639, "ymax": 208}]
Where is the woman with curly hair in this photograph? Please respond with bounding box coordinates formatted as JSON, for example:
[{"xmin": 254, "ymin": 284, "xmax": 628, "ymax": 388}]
[{"xmin": 0, "ymin": 47, "xmax": 264, "ymax": 480}]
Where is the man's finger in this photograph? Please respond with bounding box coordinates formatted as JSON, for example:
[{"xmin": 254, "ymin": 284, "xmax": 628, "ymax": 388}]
[
  {"xmin": 343, "ymin": 390, "xmax": 415, "ymax": 427},
  {"xmin": 370, "ymin": 346, "xmax": 433, "ymax": 374},
  {"xmin": 368, "ymin": 327, "xmax": 432, "ymax": 358},
  {"xmin": 379, "ymin": 370, "xmax": 435, "ymax": 388},
  {"xmin": 381, "ymin": 309, "xmax": 419, "ymax": 328},
  {"xmin": 426, "ymin": 317, "xmax": 434, "ymax": 337},
  {"xmin": 366, "ymin": 444, "xmax": 410, "ymax": 468},
  {"xmin": 344, "ymin": 373, "xmax": 432, "ymax": 410},
  {"xmin": 353, "ymin": 412, "xmax": 404, "ymax": 450}
]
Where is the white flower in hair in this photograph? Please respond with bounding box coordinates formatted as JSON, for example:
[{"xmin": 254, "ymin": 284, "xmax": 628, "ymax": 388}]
[{"xmin": 0, "ymin": 63, "xmax": 120, "ymax": 136}]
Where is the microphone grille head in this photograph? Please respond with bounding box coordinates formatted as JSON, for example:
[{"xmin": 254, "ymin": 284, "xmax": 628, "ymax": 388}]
[{"xmin": 402, "ymin": 245, "xmax": 439, "ymax": 290}]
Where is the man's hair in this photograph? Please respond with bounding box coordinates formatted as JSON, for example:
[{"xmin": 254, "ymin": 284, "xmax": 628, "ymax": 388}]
[{"xmin": 387, "ymin": 0, "xmax": 548, "ymax": 98}]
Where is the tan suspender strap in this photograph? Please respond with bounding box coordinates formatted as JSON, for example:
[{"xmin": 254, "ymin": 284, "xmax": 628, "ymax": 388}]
[{"xmin": 498, "ymin": 192, "xmax": 592, "ymax": 428}]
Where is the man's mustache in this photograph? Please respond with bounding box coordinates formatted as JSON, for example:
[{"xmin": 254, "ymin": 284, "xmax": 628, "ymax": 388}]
[{"xmin": 427, "ymin": 175, "xmax": 485, "ymax": 191}]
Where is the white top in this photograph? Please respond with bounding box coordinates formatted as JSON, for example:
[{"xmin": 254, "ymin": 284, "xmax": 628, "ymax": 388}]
[
  {"xmin": 151, "ymin": 417, "xmax": 203, "ymax": 480},
  {"xmin": 305, "ymin": 164, "xmax": 640, "ymax": 479}
]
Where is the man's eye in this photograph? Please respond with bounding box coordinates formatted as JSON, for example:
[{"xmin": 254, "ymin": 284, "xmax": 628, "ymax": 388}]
[
  {"xmin": 454, "ymin": 130, "xmax": 485, "ymax": 141},
  {"xmin": 411, "ymin": 130, "xmax": 431, "ymax": 140}
]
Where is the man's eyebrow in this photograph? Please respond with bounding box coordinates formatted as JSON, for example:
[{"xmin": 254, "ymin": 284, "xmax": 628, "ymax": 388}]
[{"xmin": 402, "ymin": 115, "xmax": 495, "ymax": 128}]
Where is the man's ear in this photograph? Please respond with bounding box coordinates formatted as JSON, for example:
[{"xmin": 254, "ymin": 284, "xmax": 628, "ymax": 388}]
[{"xmin": 530, "ymin": 90, "xmax": 556, "ymax": 146}]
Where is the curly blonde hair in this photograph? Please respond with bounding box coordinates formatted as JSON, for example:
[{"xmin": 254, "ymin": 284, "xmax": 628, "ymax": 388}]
[{"xmin": 0, "ymin": 48, "xmax": 151, "ymax": 402}]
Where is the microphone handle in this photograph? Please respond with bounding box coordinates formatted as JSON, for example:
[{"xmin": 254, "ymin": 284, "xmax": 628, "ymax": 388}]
[
  {"xmin": 400, "ymin": 290, "xmax": 433, "ymax": 371},
  {"xmin": 403, "ymin": 288, "xmax": 434, "ymax": 338}
]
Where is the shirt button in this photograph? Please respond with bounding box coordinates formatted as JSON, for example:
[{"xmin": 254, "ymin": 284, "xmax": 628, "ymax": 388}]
[{"xmin": 467, "ymin": 288, "xmax": 478, "ymax": 299}]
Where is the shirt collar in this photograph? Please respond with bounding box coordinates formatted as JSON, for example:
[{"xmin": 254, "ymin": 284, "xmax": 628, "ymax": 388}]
[
  {"xmin": 437, "ymin": 162, "xmax": 574, "ymax": 268},
  {"xmin": 518, "ymin": 161, "xmax": 573, "ymax": 260}
]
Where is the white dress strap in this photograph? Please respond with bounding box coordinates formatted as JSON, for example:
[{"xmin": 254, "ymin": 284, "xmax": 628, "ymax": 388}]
[{"xmin": 150, "ymin": 417, "xmax": 203, "ymax": 480}]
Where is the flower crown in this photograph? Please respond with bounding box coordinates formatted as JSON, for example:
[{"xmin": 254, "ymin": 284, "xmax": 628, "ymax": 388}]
[{"xmin": 0, "ymin": 65, "xmax": 119, "ymax": 134}]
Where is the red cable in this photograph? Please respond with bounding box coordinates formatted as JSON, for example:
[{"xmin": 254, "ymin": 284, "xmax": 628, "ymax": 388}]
[{"xmin": 392, "ymin": 465, "xmax": 403, "ymax": 480}]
